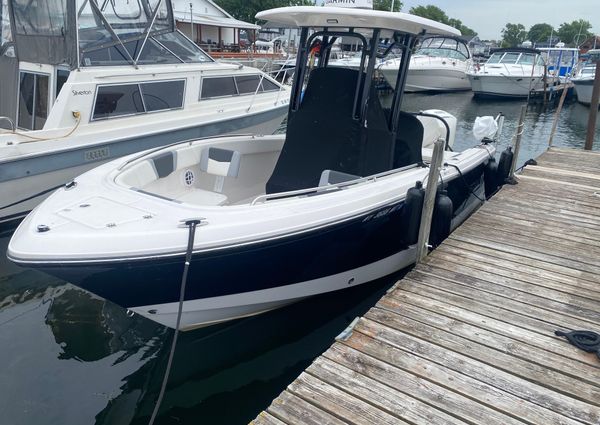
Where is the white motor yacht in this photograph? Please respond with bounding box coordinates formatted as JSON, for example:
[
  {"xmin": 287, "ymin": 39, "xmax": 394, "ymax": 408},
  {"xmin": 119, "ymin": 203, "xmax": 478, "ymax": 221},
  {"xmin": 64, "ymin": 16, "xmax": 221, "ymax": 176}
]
[
  {"xmin": 8, "ymin": 6, "xmax": 506, "ymax": 330},
  {"xmin": 0, "ymin": 0, "xmax": 289, "ymax": 227},
  {"xmin": 467, "ymin": 47, "xmax": 548, "ymax": 98},
  {"xmin": 381, "ymin": 35, "xmax": 472, "ymax": 92}
]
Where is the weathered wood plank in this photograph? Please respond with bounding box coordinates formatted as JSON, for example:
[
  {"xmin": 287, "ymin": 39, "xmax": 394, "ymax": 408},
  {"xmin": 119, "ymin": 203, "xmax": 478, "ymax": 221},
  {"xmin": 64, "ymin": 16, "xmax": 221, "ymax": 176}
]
[
  {"xmin": 318, "ymin": 347, "xmax": 528, "ymax": 425},
  {"xmin": 329, "ymin": 338, "xmax": 580, "ymax": 425},
  {"xmin": 402, "ymin": 272, "xmax": 600, "ymax": 334},
  {"xmin": 446, "ymin": 235, "xmax": 600, "ymax": 283},
  {"xmin": 524, "ymin": 167, "xmax": 600, "ymax": 187},
  {"xmin": 288, "ymin": 372, "xmax": 411, "ymax": 425},
  {"xmin": 251, "ymin": 412, "xmax": 288, "ymax": 425},
  {"xmin": 474, "ymin": 209, "xmax": 600, "ymax": 246},
  {"xmin": 527, "ymin": 165, "xmax": 600, "ymax": 181},
  {"xmin": 376, "ymin": 297, "xmax": 600, "ymax": 380},
  {"xmin": 419, "ymin": 257, "xmax": 600, "ymax": 317},
  {"xmin": 450, "ymin": 231, "xmax": 600, "ymax": 275},
  {"xmin": 352, "ymin": 318, "xmax": 600, "ymax": 424},
  {"xmin": 392, "ymin": 277, "xmax": 600, "ymax": 362},
  {"xmin": 518, "ymin": 173, "xmax": 600, "ymax": 191},
  {"xmin": 266, "ymin": 391, "xmax": 348, "ymax": 425},
  {"xmin": 436, "ymin": 242, "xmax": 600, "ymax": 295},
  {"xmin": 364, "ymin": 308, "xmax": 600, "ymax": 407},
  {"xmin": 304, "ymin": 358, "xmax": 465, "ymax": 425},
  {"xmin": 443, "ymin": 237, "xmax": 600, "ymax": 283},
  {"xmin": 413, "ymin": 265, "xmax": 600, "ymax": 325},
  {"xmin": 427, "ymin": 248, "xmax": 600, "ymax": 301}
]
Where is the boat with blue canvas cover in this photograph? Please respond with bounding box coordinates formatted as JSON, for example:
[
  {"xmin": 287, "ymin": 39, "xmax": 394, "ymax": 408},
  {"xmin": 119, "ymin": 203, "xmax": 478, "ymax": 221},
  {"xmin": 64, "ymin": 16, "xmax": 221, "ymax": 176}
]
[
  {"xmin": 0, "ymin": 0, "xmax": 289, "ymax": 227},
  {"xmin": 8, "ymin": 6, "xmax": 502, "ymax": 330}
]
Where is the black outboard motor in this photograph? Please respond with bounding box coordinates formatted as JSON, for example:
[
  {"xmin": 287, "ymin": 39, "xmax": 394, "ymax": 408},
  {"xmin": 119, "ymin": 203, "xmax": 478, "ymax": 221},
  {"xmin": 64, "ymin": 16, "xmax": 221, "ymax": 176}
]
[
  {"xmin": 484, "ymin": 157, "xmax": 499, "ymax": 198},
  {"xmin": 496, "ymin": 146, "xmax": 514, "ymax": 186},
  {"xmin": 404, "ymin": 181, "xmax": 425, "ymax": 245},
  {"xmin": 430, "ymin": 189, "xmax": 453, "ymax": 247}
]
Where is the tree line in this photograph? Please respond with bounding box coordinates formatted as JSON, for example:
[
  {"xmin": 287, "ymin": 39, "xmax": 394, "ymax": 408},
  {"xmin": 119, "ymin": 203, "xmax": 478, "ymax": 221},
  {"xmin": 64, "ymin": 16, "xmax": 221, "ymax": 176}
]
[
  {"xmin": 501, "ymin": 20, "xmax": 594, "ymax": 47},
  {"xmin": 214, "ymin": 0, "xmax": 594, "ymax": 47}
]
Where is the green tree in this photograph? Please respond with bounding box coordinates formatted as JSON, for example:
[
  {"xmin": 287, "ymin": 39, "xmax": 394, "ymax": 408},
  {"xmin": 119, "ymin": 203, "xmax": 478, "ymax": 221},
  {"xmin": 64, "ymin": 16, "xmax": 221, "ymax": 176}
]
[
  {"xmin": 409, "ymin": 5, "xmax": 476, "ymax": 36},
  {"xmin": 214, "ymin": 0, "xmax": 315, "ymax": 24},
  {"xmin": 409, "ymin": 5, "xmax": 447, "ymax": 23},
  {"xmin": 527, "ymin": 23, "xmax": 554, "ymax": 45},
  {"xmin": 373, "ymin": 0, "xmax": 402, "ymax": 12},
  {"xmin": 557, "ymin": 19, "xmax": 593, "ymax": 46},
  {"xmin": 501, "ymin": 23, "xmax": 527, "ymax": 47}
]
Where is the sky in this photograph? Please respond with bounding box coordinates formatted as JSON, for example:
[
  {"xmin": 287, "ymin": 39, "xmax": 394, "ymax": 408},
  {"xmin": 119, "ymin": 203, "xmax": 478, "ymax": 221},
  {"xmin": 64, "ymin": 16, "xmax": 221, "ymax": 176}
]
[{"xmin": 399, "ymin": 0, "xmax": 599, "ymax": 40}]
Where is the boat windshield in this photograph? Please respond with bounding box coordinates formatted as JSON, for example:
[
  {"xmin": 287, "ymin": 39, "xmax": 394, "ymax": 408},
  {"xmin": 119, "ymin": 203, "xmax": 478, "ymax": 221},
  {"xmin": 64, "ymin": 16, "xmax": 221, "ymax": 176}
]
[
  {"xmin": 487, "ymin": 51, "xmax": 543, "ymax": 66},
  {"xmin": 416, "ymin": 37, "xmax": 469, "ymax": 60},
  {"xmin": 78, "ymin": 0, "xmax": 212, "ymax": 65}
]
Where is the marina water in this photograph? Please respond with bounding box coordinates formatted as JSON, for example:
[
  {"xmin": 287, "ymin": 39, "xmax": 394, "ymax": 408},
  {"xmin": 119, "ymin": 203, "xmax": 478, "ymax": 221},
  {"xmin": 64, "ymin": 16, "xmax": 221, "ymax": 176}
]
[{"xmin": 0, "ymin": 92, "xmax": 599, "ymax": 425}]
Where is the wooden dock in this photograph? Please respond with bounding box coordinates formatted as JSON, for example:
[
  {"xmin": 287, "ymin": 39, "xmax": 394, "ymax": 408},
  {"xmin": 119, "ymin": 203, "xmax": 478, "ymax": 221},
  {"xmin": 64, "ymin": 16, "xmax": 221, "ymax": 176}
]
[{"xmin": 253, "ymin": 147, "xmax": 600, "ymax": 425}]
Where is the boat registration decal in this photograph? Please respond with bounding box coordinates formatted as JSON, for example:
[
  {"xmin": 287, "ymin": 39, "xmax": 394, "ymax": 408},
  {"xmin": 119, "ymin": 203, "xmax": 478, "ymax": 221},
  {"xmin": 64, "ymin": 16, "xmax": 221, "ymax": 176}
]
[{"xmin": 84, "ymin": 147, "xmax": 110, "ymax": 162}]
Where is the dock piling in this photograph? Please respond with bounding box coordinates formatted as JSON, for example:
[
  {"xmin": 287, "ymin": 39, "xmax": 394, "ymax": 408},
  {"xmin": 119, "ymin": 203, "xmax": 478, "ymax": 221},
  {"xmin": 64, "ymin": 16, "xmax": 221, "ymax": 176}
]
[
  {"xmin": 508, "ymin": 104, "xmax": 527, "ymax": 183},
  {"xmin": 415, "ymin": 138, "xmax": 445, "ymax": 263}
]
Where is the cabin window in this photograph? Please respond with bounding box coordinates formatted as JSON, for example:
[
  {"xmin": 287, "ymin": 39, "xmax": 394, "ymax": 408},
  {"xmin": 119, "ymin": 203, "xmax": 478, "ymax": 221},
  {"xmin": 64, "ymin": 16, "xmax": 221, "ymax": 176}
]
[
  {"xmin": 17, "ymin": 71, "xmax": 49, "ymax": 130},
  {"xmin": 92, "ymin": 79, "xmax": 185, "ymax": 120},
  {"xmin": 517, "ymin": 53, "xmax": 536, "ymax": 65},
  {"xmin": 141, "ymin": 80, "xmax": 185, "ymax": 112},
  {"xmin": 200, "ymin": 75, "xmax": 281, "ymax": 99},
  {"xmin": 93, "ymin": 84, "xmax": 144, "ymax": 120},
  {"xmin": 56, "ymin": 69, "xmax": 69, "ymax": 100},
  {"xmin": 235, "ymin": 75, "xmax": 261, "ymax": 94},
  {"xmin": 200, "ymin": 77, "xmax": 237, "ymax": 99},
  {"xmin": 261, "ymin": 78, "xmax": 280, "ymax": 92}
]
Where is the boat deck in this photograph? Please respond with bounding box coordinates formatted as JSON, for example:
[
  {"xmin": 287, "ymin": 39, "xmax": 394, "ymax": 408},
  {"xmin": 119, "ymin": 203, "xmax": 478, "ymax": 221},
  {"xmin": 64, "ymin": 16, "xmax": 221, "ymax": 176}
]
[{"xmin": 252, "ymin": 147, "xmax": 600, "ymax": 425}]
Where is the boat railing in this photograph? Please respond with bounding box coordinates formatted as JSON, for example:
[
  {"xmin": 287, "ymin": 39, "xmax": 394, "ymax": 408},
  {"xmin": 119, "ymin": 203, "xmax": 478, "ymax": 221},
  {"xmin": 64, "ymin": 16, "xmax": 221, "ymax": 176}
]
[{"xmin": 250, "ymin": 163, "xmax": 421, "ymax": 206}]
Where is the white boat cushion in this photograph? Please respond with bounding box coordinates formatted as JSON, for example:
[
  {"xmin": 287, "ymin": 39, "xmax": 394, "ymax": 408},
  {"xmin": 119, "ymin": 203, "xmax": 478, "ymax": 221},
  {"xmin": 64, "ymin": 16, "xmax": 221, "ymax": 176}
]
[{"xmin": 176, "ymin": 145, "xmax": 204, "ymax": 169}]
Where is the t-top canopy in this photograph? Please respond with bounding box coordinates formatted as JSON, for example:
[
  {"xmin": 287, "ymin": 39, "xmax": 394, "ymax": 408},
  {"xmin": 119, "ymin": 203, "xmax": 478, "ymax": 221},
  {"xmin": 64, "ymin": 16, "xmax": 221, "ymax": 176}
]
[{"xmin": 256, "ymin": 6, "xmax": 460, "ymax": 37}]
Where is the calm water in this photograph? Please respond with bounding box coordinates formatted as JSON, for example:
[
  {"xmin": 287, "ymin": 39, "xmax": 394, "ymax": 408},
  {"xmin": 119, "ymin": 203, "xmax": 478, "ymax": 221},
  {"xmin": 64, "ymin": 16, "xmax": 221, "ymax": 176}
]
[{"xmin": 1, "ymin": 92, "xmax": 599, "ymax": 425}]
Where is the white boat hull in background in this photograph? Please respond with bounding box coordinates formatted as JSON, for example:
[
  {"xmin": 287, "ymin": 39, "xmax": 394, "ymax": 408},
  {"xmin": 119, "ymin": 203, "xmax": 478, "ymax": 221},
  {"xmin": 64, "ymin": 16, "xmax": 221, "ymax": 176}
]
[
  {"xmin": 573, "ymin": 79, "xmax": 599, "ymax": 107},
  {"xmin": 468, "ymin": 74, "xmax": 544, "ymax": 98}
]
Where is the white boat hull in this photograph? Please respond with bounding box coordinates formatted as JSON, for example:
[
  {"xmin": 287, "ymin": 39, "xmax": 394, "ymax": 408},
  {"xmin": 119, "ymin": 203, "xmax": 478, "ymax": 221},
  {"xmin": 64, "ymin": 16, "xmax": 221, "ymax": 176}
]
[
  {"xmin": 573, "ymin": 79, "xmax": 599, "ymax": 107},
  {"xmin": 468, "ymin": 74, "xmax": 544, "ymax": 98}
]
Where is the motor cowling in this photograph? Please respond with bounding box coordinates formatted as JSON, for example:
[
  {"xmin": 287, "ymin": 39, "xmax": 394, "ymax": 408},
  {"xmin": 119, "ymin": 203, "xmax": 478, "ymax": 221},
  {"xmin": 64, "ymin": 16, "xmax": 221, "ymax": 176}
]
[
  {"xmin": 430, "ymin": 190, "xmax": 453, "ymax": 247},
  {"xmin": 404, "ymin": 181, "xmax": 425, "ymax": 245}
]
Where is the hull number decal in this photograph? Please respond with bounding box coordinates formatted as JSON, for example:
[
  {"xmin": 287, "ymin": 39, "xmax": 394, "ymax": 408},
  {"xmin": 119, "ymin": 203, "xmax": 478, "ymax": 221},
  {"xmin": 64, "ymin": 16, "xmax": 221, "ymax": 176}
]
[{"xmin": 84, "ymin": 147, "xmax": 110, "ymax": 162}]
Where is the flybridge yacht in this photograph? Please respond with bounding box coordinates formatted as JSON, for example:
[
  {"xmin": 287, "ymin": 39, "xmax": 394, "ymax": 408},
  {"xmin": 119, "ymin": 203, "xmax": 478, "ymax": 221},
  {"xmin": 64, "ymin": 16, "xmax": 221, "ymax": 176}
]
[
  {"xmin": 0, "ymin": 0, "xmax": 289, "ymax": 226},
  {"xmin": 8, "ymin": 6, "xmax": 502, "ymax": 330},
  {"xmin": 380, "ymin": 35, "xmax": 472, "ymax": 92},
  {"xmin": 467, "ymin": 47, "xmax": 549, "ymax": 98}
]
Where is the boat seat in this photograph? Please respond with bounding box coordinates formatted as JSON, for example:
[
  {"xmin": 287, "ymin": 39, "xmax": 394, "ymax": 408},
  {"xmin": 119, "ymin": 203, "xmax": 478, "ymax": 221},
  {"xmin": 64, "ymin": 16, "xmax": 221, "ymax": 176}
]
[
  {"xmin": 174, "ymin": 147, "xmax": 242, "ymax": 206},
  {"xmin": 199, "ymin": 147, "xmax": 241, "ymax": 193},
  {"xmin": 318, "ymin": 170, "xmax": 360, "ymax": 186}
]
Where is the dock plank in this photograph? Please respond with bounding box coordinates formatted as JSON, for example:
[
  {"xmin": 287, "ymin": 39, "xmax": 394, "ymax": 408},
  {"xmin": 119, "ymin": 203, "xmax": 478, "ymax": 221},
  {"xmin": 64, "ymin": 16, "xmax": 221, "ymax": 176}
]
[{"xmin": 255, "ymin": 148, "xmax": 600, "ymax": 424}]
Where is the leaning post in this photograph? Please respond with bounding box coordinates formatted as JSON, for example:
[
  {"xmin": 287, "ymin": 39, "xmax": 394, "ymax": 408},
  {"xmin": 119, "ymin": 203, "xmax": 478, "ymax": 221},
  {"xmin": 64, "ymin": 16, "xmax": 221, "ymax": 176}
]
[
  {"xmin": 416, "ymin": 138, "xmax": 445, "ymax": 263},
  {"xmin": 584, "ymin": 49, "xmax": 600, "ymax": 151}
]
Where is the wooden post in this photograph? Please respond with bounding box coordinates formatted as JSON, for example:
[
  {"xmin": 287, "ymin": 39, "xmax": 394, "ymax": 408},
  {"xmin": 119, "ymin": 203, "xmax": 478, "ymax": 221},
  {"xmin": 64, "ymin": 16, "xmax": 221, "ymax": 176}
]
[
  {"xmin": 584, "ymin": 61, "xmax": 600, "ymax": 150},
  {"xmin": 416, "ymin": 138, "xmax": 445, "ymax": 263},
  {"xmin": 548, "ymin": 82, "xmax": 570, "ymax": 147},
  {"xmin": 508, "ymin": 104, "xmax": 527, "ymax": 183}
]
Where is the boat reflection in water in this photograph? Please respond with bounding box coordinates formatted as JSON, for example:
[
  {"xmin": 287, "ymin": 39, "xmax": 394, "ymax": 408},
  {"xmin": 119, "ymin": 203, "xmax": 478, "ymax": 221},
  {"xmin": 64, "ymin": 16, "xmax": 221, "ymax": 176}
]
[{"xmin": 0, "ymin": 227, "xmax": 399, "ymax": 425}]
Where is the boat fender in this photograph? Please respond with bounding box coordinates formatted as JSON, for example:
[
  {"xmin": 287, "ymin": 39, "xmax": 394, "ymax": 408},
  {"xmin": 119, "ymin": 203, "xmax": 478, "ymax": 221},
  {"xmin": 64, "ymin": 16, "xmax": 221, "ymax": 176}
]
[
  {"xmin": 496, "ymin": 147, "xmax": 513, "ymax": 186},
  {"xmin": 404, "ymin": 181, "xmax": 425, "ymax": 245},
  {"xmin": 430, "ymin": 189, "xmax": 453, "ymax": 248},
  {"xmin": 484, "ymin": 158, "xmax": 499, "ymax": 198}
]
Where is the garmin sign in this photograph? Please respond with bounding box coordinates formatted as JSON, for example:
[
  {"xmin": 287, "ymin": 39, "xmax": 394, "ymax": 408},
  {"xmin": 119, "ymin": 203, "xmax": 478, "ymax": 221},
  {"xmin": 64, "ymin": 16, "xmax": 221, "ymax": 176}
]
[{"xmin": 324, "ymin": 0, "xmax": 373, "ymax": 9}]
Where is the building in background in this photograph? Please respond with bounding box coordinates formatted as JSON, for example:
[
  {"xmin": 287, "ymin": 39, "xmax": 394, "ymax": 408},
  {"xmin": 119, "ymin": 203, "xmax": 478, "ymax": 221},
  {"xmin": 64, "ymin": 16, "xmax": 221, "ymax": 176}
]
[{"xmin": 172, "ymin": 0, "xmax": 259, "ymax": 52}]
